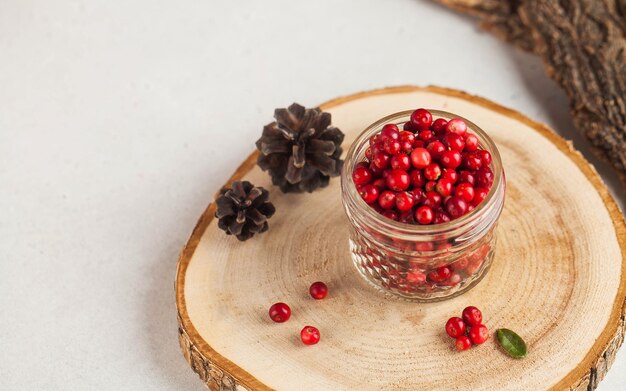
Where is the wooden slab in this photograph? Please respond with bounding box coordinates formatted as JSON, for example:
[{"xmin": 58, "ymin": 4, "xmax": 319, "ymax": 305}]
[{"xmin": 176, "ymin": 86, "xmax": 626, "ymax": 390}]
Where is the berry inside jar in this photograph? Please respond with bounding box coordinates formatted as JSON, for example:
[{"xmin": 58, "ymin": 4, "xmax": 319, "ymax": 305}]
[
  {"xmin": 342, "ymin": 108, "xmax": 504, "ymax": 301},
  {"xmin": 352, "ymin": 108, "xmax": 494, "ymax": 223}
]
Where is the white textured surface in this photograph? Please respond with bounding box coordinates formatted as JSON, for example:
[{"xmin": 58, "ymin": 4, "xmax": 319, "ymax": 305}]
[{"xmin": 0, "ymin": 1, "xmax": 623, "ymax": 390}]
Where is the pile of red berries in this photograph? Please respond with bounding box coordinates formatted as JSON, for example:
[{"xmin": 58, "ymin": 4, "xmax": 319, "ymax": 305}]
[
  {"xmin": 352, "ymin": 108, "xmax": 494, "ymax": 224},
  {"xmin": 268, "ymin": 281, "xmax": 328, "ymax": 345},
  {"xmin": 445, "ymin": 306, "xmax": 489, "ymax": 351}
]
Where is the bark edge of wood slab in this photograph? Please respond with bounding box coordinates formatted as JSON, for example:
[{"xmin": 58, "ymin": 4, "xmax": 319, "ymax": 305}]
[{"xmin": 175, "ymin": 86, "xmax": 626, "ymax": 391}]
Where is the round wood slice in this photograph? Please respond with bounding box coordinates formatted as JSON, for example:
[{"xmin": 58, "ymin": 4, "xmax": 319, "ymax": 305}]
[{"xmin": 176, "ymin": 86, "xmax": 626, "ymax": 391}]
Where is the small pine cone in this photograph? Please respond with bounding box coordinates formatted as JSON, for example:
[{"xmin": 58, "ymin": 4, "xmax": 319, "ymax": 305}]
[
  {"xmin": 256, "ymin": 103, "xmax": 345, "ymax": 193},
  {"xmin": 215, "ymin": 181, "xmax": 276, "ymax": 241}
]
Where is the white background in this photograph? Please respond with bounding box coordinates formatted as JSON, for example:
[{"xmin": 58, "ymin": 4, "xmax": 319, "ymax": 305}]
[{"xmin": 1, "ymin": 0, "xmax": 624, "ymax": 389}]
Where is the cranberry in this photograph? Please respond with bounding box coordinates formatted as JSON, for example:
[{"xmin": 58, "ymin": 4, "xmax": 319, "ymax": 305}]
[
  {"xmin": 365, "ymin": 147, "xmax": 373, "ymax": 160},
  {"xmin": 410, "ymin": 148, "xmax": 431, "ymax": 169},
  {"xmin": 412, "ymin": 140, "xmax": 425, "ymax": 148},
  {"xmin": 472, "ymin": 187, "xmax": 489, "ymax": 206},
  {"xmin": 428, "ymin": 266, "xmax": 451, "ymax": 282},
  {"xmin": 424, "ymin": 163, "xmax": 442, "ymax": 181},
  {"xmin": 463, "ymin": 152, "xmax": 482, "ymax": 171},
  {"xmin": 458, "ymin": 170, "xmax": 475, "ymax": 185},
  {"xmin": 461, "ymin": 306, "xmax": 482, "ymax": 326},
  {"xmin": 443, "ymin": 133, "xmax": 465, "ymax": 152},
  {"xmin": 381, "ymin": 123, "xmax": 400, "ymax": 140},
  {"xmin": 440, "ymin": 150, "xmax": 462, "ymax": 169},
  {"xmin": 418, "ymin": 130, "xmax": 434, "ymax": 142},
  {"xmin": 358, "ymin": 184, "xmax": 379, "ymax": 204},
  {"xmin": 309, "ymin": 281, "xmax": 328, "ymax": 300},
  {"xmin": 431, "ymin": 118, "xmax": 448, "ymax": 134},
  {"xmin": 398, "ymin": 211, "xmax": 415, "ymax": 224},
  {"xmin": 399, "ymin": 130, "xmax": 415, "ymax": 143},
  {"xmin": 475, "ymin": 167, "xmax": 494, "ymax": 188},
  {"xmin": 300, "ymin": 326, "xmax": 320, "ymax": 345},
  {"xmin": 426, "ymin": 140, "xmax": 446, "ymax": 159},
  {"xmin": 422, "ymin": 191, "xmax": 442, "ymax": 208},
  {"xmin": 410, "ymin": 188, "xmax": 424, "ymax": 204},
  {"xmin": 468, "ymin": 324, "xmax": 489, "ymax": 345},
  {"xmin": 455, "ymin": 335, "xmax": 472, "ymax": 351},
  {"xmin": 445, "ymin": 317, "xmax": 466, "ymax": 338},
  {"xmin": 410, "ymin": 108, "xmax": 433, "ymax": 131},
  {"xmin": 445, "ymin": 196, "xmax": 468, "ymax": 219},
  {"xmin": 269, "ymin": 302, "xmax": 291, "ymax": 323},
  {"xmin": 435, "ymin": 178, "xmax": 454, "ymax": 197},
  {"xmin": 378, "ymin": 191, "xmax": 396, "ymax": 209},
  {"xmin": 382, "ymin": 210, "xmax": 399, "ymax": 221},
  {"xmin": 352, "ymin": 166, "xmax": 372, "ymax": 185},
  {"xmin": 390, "ymin": 153, "xmax": 411, "ymax": 170},
  {"xmin": 369, "ymin": 134, "xmax": 382, "ymax": 146},
  {"xmin": 386, "ymin": 169, "xmax": 410, "ymax": 191},
  {"xmin": 410, "ymin": 170, "xmax": 425, "ymax": 188},
  {"xmin": 383, "ymin": 139, "xmax": 401, "ymax": 154},
  {"xmin": 415, "ymin": 205, "xmax": 433, "ymax": 224},
  {"xmin": 403, "ymin": 121, "xmax": 417, "ymax": 132},
  {"xmin": 442, "ymin": 168, "xmax": 458, "ymax": 184},
  {"xmin": 464, "ymin": 133, "xmax": 479, "ymax": 151},
  {"xmin": 433, "ymin": 210, "xmax": 451, "ymax": 224},
  {"xmin": 395, "ymin": 191, "xmax": 414, "ymax": 212},
  {"xmin": 369, "ymin": 161, "xmax": 384, "ymax": 177},
  {"xmin": 424, "ymin": 180, "xmax": 436, "ymax": 192},
  {"xmin": 454, "ymin": 183, "xmax": 475, "ymax": 203},
  {"xmin": 446, "ymin": 118, "xmax": 467, "ymax": 136},
  {"xmin": 372, "ymin": 152, "xmax": 391, "ymax": 169},
  {"xmin": 371, "ymin": 178, "xmax": 386, "ymax": 190},
  {"xmin": 478, "ymin": 149, "xmax": 492, "ymax": 165},
  {"xmin": 406, "ymin": 270, "xmax": 426, "ymax": 284}
]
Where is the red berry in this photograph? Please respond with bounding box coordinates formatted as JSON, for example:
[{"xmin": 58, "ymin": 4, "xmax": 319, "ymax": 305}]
[
  {"xmin": 300, "ymin": 325, "xmax": 320, "ymax": 345},
  {"xmin": 382, "ymin": 209, "xmax": 399, "ymax": 221},
  {"xmin": 406, "ymin": 270, "xmax": 426, "ymax": 284},
  {"xmin": 431, "ymin": 118, "xmax": 448, "ymax": 134},
  {"xmin": 422, "ymin": 191, "xmax": 442, "ymax": 208},
  {"xmin": 475, "ymin": 167, "xmax": 494, "ymax": 188},
  {"xmin": 442, "ymin": 168, "xmax": 458, "ymax": 184},
  {"xmin": 458, "ymin": 170, "xmax": 475, "ymax": 185},
  {"xmin": 440, "ymin": 150, "xmax": 462, "ymax": 169},
  {"xmin": 463, "ymin": 152, "xmax": 483, "ymax": 171},
  {"xmin": 373, "ymin": 152, "xmax": 391, "ymax": 169},
  {"xmin": 410, "ymin": 108, "xmax": 433, "ymax": 131},
  {"xmin": 418, "ymin": 130, "xmax": 434, "ymax": 142},
  {"xmin": 443, "ymin": 133, "xmax": 465, "ymax": 152},
  {"xmin": 478, "ymin": 149, "xmax": 492, "ymax": 165},
  {"xmin": 309, "ymin": 281, "xmax": 328, "ymax": 300},
  {"xmin": 371, "ymin": 178, "xmax": 386, "ymax": 190},
  {"xmin": 386, "ymin": 169, "xmax": 410, "ymax": 191},
  {"xmin": 455, "ymin": 183, "xmax": 475, "ymax": 203},
  {"xmin": 425, "ymin": 180, "xmax": 436, "ymax": 192},
  {"xmin": 383, "ymin": 138, "xmax": 401, "ymax": 154},
  {"xmin": 445, "ymin": 196, "xmax": 468, "ymax": 219},
  {"xmin": 399, "ymin": 130, "xmax": 415, "ymax": 142},
  {"xmin": 269, "ymin": 302, "xmax": 291, "ymax": 323},
  {"xmin": 426, "ymin": 140, "xmax": 446, "ymax": 159},
  {"xmin": 468, "ymin": 324, "xmax": 489, "ymax": 345},
  {"xmin": 399, "ymin": 211, "xmax": 415, "ymax": 224},
  {"xmin": 435, "ymin": 178, "xmax": 454, "ymax": 197},
  {"xmin": 369, "ymin": 161, "xmax": 384, "ymax": 177},
  {"xmin": 410, "ymin": 148, "xmax": 432, "ymax": 169},
  {"xmin": 378, "ymin": 191, "xmax": 397, "ymax": 209},
  {"xmin": 365, "ymin": 147, "xmax": 373, "ymax": 160},
  {"xmin": 412, "ymin": 139, "xmax": 425, "ymax": 148},
  {"xmin": 403, "ymin": 121, "xmax": 417, "ymax": 132},
  {"xmin": 455, "ymin": 335, "xmax": 472, "ymax": 351},
  {"xmin": 461, "ymin": 306, "xmax": 483, "ymax": 326},
  {"xmin": 410, "ymin": 188, "xmax": 424, "ymax": 204},
  {"xmin": 381, "ymin": 124, "xmax": 400, "ymax": 141},
  {"xmin": 433, "ymin": 209, "xmax": 451, "ymax": 224},
  {"xmin": 428, "ymin": 266, "xmax": 451, "ymax": 282},
  {"xmin": 472, "ymin": 187, "xmax": 489, "ymax": 207},
  {"xmin": 410, "ymin": 170, "xmax": 425, "ymax": 188},
  {"xmin": 464, "ymin": 133, "xmax": 479, "ymax": 151},
  {"xmin": 415, "ymin": 205, "xmax": 434, "ymax": 224},
  {"xmin": 358, "ymin": 184, "xmax": 379, "ymax": 204},
  {"xmin": 352, "ymin": 166, "xmax": 372, "ymax": 185},
  {"xmin": 446, "ymin": 118, "xmax": 467, "ymax": 136},
  {"xmin": 395, "ymin": 191, "xmax": 414, "ymax": 212},
  {"xmin": 390, "ymin": 153, "xmax": 411, "ymax": 170},
  {"xmin": 445, "ymin": 317, "xmax": 467, "ymax": 338},
  {"xmin": 424, "ymin": 163, "xmax": 442, "ymax": 181}
]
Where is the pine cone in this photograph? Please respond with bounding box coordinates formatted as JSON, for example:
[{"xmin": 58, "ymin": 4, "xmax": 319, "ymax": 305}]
[
  {"xmin": 215, "ymin": 181, "xmax": 276, "ymax": 241},
  {"xmin": 256, "ymin": 103, "xmax": 345, "ymax": 193}
]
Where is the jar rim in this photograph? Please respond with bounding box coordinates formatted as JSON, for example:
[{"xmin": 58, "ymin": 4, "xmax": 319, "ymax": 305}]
[{"xmin": 341, "ymin": 109, "xmax": 504, "ymax": 236}]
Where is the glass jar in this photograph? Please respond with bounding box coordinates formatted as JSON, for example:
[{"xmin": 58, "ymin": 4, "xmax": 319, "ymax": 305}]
[{"xmin": 340, "ymin": 110, "xmax": 505, "ymax": 301}]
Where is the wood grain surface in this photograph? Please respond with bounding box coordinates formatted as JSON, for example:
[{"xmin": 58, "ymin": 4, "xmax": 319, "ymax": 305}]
[{"xmin": 176, "ymin": 86, "xmax": 626, "ymax": 390}]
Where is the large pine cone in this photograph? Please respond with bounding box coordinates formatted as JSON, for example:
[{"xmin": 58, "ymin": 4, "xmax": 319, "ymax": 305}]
[
  {"xmin": 256, "ymin": 103, "xmax": 345, "ymax": 193},
  {"xmin": 215, "ymin": 181, "xmax": 275, "ymax": 241}
]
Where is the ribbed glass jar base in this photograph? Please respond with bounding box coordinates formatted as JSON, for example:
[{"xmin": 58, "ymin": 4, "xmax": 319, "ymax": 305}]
[{"xmin": 349, "ymin": 226, "xmax": 497, "ymax": 302}]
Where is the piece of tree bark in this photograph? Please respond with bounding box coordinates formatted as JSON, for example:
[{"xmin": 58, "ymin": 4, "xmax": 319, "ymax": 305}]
[{"xmin": 436, "ymin": 0, "xmax": 626, "ymax": 185}]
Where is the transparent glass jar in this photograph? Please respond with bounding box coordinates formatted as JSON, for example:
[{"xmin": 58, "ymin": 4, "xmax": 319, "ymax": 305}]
[{"xmin": 341, "ymin": 110, "xmax": 505, "ymax": 301}]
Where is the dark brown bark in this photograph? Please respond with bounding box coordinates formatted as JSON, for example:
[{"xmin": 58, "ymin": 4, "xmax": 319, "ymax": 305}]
[{"xmin": 436, "ymin": 0, "xmax": 626, "ymax": 183}]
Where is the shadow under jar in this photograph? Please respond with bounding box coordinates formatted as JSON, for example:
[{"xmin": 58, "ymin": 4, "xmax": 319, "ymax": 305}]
[{"xmin": 341, "ymin": 110, "xmax": 505, "ymax": 301}]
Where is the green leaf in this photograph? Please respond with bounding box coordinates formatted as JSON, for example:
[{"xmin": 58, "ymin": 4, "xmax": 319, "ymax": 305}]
[{"xmin": 496, "ymin": 328, "xmax": 527, "ymax": 359}]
